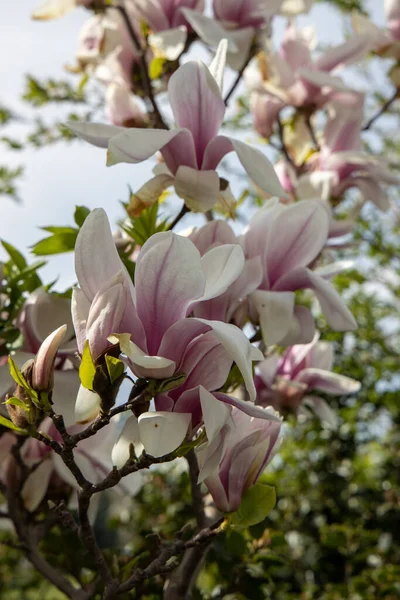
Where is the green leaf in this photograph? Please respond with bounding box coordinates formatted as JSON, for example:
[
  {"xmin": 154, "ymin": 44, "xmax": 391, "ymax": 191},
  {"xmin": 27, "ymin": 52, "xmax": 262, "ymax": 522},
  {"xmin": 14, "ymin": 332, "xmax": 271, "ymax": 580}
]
[
  {"xmin": 74, "ymin": 205, "xmax": 91, "ymax": 228},
  {"xmin": 1, "ymin": 241, "xmax": 27, "ymax": 271},
  {"xmin": 121, "ymin": 202, "xmax": 169, "ymax": 246},
  {"xmin": 0, "ymin": 415, "xmax": 28, "ymax": 434},
  {"xmin": 4, "ymin": 396, "xmax": 30, "ymax": 410},
  {"xmin": 79, "ymin": 342, "xmax": 96, "ymax": 390},
  {"xmin": 32, "ymin": 231, "xmax": 78, "ymax": 255},
  {"xmin": 228, "ymin": 483, "xmax": 276, "ymax": 528},
  {"xmin": 149, "ymin": 57, "xmax": 166, "ymax": 80},
  {"xmin": 8, "ymin": 356, "xmax": 35, "ymax": 395},
  {"xmin": 105, "ymin": 355, "xmax": 125, "ymax": 384}
]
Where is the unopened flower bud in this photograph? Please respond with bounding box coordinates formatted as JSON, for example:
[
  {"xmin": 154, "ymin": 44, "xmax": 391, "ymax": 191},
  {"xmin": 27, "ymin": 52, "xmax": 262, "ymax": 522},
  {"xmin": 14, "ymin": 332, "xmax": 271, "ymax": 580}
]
[
  {"xmin": 6, "ymin": 360, "xmax": 41, "ymax": 429},
  {"xmin": 32, "ymin": 325, "xmax": 67, "ymax": 393}
]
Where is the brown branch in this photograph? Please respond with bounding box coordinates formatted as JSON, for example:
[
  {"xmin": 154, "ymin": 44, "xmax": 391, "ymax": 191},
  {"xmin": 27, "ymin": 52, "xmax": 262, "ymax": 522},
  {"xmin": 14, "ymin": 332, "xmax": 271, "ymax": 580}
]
[
  {"xmin": 113, "ymin": 2, "xmax": 169, "ymax": 130},
  {"xmin": 276, "ymin": 114, "xmax": 298, "ymax": 173},
  {"xmin": 362, "ymin": 89, "xmax": 399, "ymax": 131},
  {"xmin": 168, "ymin": 204, "xmax": 189, "ymax": 231},
  {"xmin": 187, "ymin": 450, "xmax": 206, "ymax": 529},
  {"xmin": 224, "ymin": 50, "xmax": 255, "ymax": 106}
]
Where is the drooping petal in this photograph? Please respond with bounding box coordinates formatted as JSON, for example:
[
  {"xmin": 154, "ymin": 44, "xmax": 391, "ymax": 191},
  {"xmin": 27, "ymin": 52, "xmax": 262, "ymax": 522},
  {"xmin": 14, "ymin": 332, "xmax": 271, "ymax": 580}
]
[
  {"xmin": 135, "ymin": 232, "xmax": 205, "ymax": 354},
  {"xmin": 181, "ymin": 9, "xmax": 238, "ymax": 52},
  {"xmin": 193, "ymin": 319, "xmax": 263, "ymax": 402},
  {"xmin": 204, "ymin": 136, "xmax": 286, "ymax": 198},
  {"xmin": 148, "ymin": 26, "xmax": 188, "ymax": 61},
  {"xmin": 250, "ymin": 290, "xmax": 295, "ymax": 346},
  {"xmin": 108, "ymin": 333, "xmax": 176, "ymax": 379},
  {"xmin": 199, "ymin": 386, "xmax": 231, "ymax": 443},
  {"xmin": 66, "ymin": 122, "xmax": 125, "ymax": 148},
  {"xmin": 214, "ymin": 392, "xmax": 282, "ymax": 422},
  {"xmin": 107, "ymin": 128, "xmax": 195, "ymax": 168},
  {"xmin": 168, "ymin": 60, "xmax": 225, "ymax": 163},
  {"xmin": 278, "ymin": 305, "xmax": 316, "ymax": 346},
  {"xmin": 174, "ymin": 166, "xmax": 220, "ymax": 212},
  {"xmin": 296, "ymin": 368, "xmax": 361, "ymax": 395},
  {"xmin": 303, "ymin": 395, "xmax": 338, "ymax": 429},
  {"xmin": 111, "ymin": 415, "xmax": 141, "ymax": 468},
  {"xmin": 315, "ymin": 36, "xmax": 370, "ymax": 72},
  {"xmin": 297, "ymin": 68, "xmax": 351, "ymax": 93},
  {"xmin": 138, "ymin": 411, "xmax": 191, "ymax": 457},
  {"xmin": 275, "ymin": 267, "xmax": 357, "ymax": 331}
]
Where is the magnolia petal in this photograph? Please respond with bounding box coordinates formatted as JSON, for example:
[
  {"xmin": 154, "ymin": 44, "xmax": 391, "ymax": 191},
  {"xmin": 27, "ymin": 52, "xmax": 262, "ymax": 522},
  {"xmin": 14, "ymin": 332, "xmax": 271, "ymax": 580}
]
[
  {"xmin": 209, "ymin": 39, "xmax": 228, "ymax": 92},
  {"xmin": 129, "ymin": 354, "xmax": 176, "ymax": 380},
  {"xmin": 278, "ymin": 305, "xmax": 316, "ymax": 346},
  {"xmin": 297, "ymin": 368, "xmax": 361, "ymax": 395},
  {"xmin": 107, "ymin": 128, "xmax": 186, "ymax": 166},
  {"xmin": 196, "ymin": 431, "xmax": 226, "ymax": 484},
  {"xmin": 135, "ymin": 232, "xmax": 205, "ymax": 353},
  {"xmin": 32, "ymin": 0, "xmax": 76, "ymax": 20},
  {"xmin": 280, "ymin": 0, "xmax": 313, "ymax": 16},
  {"xmin": 22, "ymin": 459, "xmax": 53, "ymax": 512},
  {"xmin": 199, "ymin": 387, "xmax": 231, "ymax": 444},
  {"xmin": 315, "ymin": 36, "xmax": 370, "ymax": 72},
  {"xmin": 128, "ymin": 174, "xmax": 173, "ymax": 218},
  {"xmin": 214, "ymin": 392, "xmax": 281, "ymax": 422},
  {"xmin": 138, "ymin": 411, "xmax": 191, "ymax": 457},
  {"xmin": 71, "ymin": 288, "xmax": 91, "ymax": 354},
  {"xmin": 75, "ymin": 385, "xmax": 101, "ymax": 424},
  {"xmin": 198, "ymin": 244, "xmax": 245, "ymax": 302},
  {"xmin": 182, "ymin": 9, "xmax": 238, "ymax": 52},
  {"xmin": 257, "ymin": 354, "xmax": 280, "ymax": 387},
  {"xmin": 52, "ymin": 370, "xmax": 81, "ymax": 428},
  {"xmin": 75, "ymin": 208, "xmax": 124, "ymax": 302},
  {"xmin": 303, "ymin": 395, "xmax": 338, "ymax": 429},
  {"xmin": 251, "ymin": 290, "xmax": 295, "ymax": 346},
  {"xmin": 193, "ymin": 318, "xmax": 261, "ymax": 402},
  {"xmin": 111, "ymin": 415, "xmax": 141, "ymax": 468},
  {"xmin": 275, "ymin": 267, "xmax": 357, "ymax": 332},
  {"xmin": 297, "ymin": 68, "xmax": 351, "ymax": 92},
  {"xmin": 168, "ymin": 61, "xmax": 225, "ymax": 160},
  {"xmin": 174, "ymin": 166, "xmax": 220, "ymax": 212},
  {"xmin": 267, "ymin": 201, "xmax": 329, "ymax": 282},
  {"xmin": 226, "ymin": 136, "xmax": 286, "ymax": 198},
  {"xmin": 66, "ymin": 122, "xmax": 125, "ymax": 148},
  {"xmin": 189, "ymin": 220, "xmax": 237, "ymax": 254},
  {"xmin": 148, "ymin": 27, "xmax": 187, "ymax": 61}
]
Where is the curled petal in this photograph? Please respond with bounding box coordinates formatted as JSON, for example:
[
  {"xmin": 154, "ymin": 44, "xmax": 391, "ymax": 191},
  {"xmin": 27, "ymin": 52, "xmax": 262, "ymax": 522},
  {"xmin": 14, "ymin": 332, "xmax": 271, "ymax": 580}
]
[
  {"xmin": 138, "ymin": 411, "xmax": 192, "ymax": 457},
  {"xmin": 66, "ymin": 122, "xmax": 125, "ymax": 148},
  {"xmin": 75, "ymin": 385, "xmax": 101, "ymax": 424}
]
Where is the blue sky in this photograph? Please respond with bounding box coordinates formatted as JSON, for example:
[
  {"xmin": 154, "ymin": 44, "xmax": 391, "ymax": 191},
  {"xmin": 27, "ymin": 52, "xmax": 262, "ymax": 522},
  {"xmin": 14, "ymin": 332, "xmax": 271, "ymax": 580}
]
[{"xmin": 0, "ymin": 0, "xmax": 385, "ymax": 288}]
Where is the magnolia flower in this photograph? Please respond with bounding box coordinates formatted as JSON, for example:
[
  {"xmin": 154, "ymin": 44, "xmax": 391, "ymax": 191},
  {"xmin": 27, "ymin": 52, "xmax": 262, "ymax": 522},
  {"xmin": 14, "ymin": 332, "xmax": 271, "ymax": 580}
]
[
  {"xmin": 243, "ymin": 199, "xmax": 357, "ymax": 346},
  {"xmin": 353, "ymin": 0, "xmax": 400, "ymax": 59},
  {"xmin": 32, "ymin": 325, "xmax": 67, "ymax": 392},
  {"xmin": 247, "ymin": 24, "xmax": 369, "ymax": 111},
  {"xmin": 196, "ymin": 390, "xmax": 281, "ymax": 512},
  {"xmin": 307, "ymin": 91, "xmax": 400, "ymax": 212},
  {"xmin": 133, "ymin": 0, "xmax": 205, "ymax": 61},
  {"xmin": 73, "ymin": 208, "xmax": 265, "ymax": 427},
  {"xmin": 189, "ymin": 220, "xmax": 263, "ymax": 326},
  {"xmin": 255, "ymin": 333, "xmax": 360, "ymax": 427},
  {"xmin": 32, "ymin": 0, "xmax": 91, "ymax": 20},
  {"xmin": 183, "ymin": 0, "xmax": 282, "ymax": 69},
  {"xmin": 68, "ymin": 40, "xmax": 285, "ymax": 212}
]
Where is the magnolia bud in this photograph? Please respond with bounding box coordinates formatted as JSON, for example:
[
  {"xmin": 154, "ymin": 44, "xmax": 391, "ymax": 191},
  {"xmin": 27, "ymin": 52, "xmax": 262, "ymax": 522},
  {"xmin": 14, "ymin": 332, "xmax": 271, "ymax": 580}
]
[
  {"xmin": 6, "ymin": 360, "xmax": 41, "ymax": 429},
  {"xmin": 32, "ymin": 325, "xmax": 67, "ymax": 393}
]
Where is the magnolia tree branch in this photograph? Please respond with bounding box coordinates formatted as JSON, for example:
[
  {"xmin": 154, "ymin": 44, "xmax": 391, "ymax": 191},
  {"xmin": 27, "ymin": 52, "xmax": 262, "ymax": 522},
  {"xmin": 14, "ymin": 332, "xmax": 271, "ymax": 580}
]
[
  {"xmin": 224, "ymin": 50, "xmax": 255, "ymax": 106},
  {"xmin": 112, "ymin": 2, "xmax": 169, "ymax": 130},
  {"xmin": 363, "ymin": 88, "xmax": 399, "ymax": 131}
]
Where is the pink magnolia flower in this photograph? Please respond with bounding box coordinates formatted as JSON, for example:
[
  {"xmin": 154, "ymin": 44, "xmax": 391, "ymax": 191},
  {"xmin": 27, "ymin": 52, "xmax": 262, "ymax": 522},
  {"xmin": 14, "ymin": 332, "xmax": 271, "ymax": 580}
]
[
  {"xmin": 189, "ymin": 220, "xmax": 263, "ymax": 326},
  {"xmin": 243, "ymin": 199, "xmax": 357, "ymax": 346},
  {"xmin": 308, "ymin": 91, "xmax": 400, "ymax": 211},
  {"xmin": 247, "ymin": 24, "xmax": 369, "ymax": 111},
  {"xmin": 183, "ymin": 0, "xmax": 282, "ymax": 69},
  {"xmin": 196, "ymin": 389, "xmax": 281, "ymax": 513},
  {"xmin": 132, "ymin": 0, "xmax": 205, "ymax": 60},
  {"xmin": 73, "ymin": 209, "xmax": 266, "ymax": 438},
  {"xmin": 255, "ymin": 333, "xmax": 360, "ymax": 427},
  {"xmin": 353, "ymin": 0, "xmax": 400, "ymax": 59},
  {"xmin": 68, "ymin": 41, "xmax": 284, "ymax": 212}
]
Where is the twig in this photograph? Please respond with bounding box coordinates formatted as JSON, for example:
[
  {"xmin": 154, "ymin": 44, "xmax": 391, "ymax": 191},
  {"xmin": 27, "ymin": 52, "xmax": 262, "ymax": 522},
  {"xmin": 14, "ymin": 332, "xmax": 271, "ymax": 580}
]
[
  {"xmin": 113, "ymin": 3, "xmax": 168, "ymax": 130},
  {"xmin": 168, "ymin": 204, "xmax": 189, "ymax": 231},
  {"xmin": 224, "ymin": 51, "xmax": 254, "ymax": 106},
  {"xmin": 362, "ymin": 89, "xmax": 399, "ymax": 131},
  {"xmin": 304, "ymin": 112, "xmax": 320, "ymax": 151},
  {"xmin": 187, "ymin": 450, "xmax": 206, "ymax": 529}
]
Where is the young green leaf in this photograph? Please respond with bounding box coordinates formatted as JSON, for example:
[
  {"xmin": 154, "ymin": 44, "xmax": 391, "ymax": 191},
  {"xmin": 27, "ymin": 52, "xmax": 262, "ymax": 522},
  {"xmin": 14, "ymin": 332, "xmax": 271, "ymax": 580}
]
[
  {"xmin": 228, "ymin": 483, "xmax": 276, "ymax": 529},
  {"xmin": 79, "ymin": 342, "xmax": 96, "ymax": 390},
  {"xmin": 0, "ymin": 414, "xmax": 28, "ymax": 434},
  {"xmin": 105, "ymin": 354, "xmax": 125, "ymax": 384}
]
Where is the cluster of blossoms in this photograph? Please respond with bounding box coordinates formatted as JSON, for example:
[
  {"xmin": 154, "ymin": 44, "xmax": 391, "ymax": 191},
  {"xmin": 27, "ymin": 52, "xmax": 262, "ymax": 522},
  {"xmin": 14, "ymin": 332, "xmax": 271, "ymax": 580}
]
[{"xmin": 1, "ymin": 0, "xmax": 398, "ymax": 561}]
